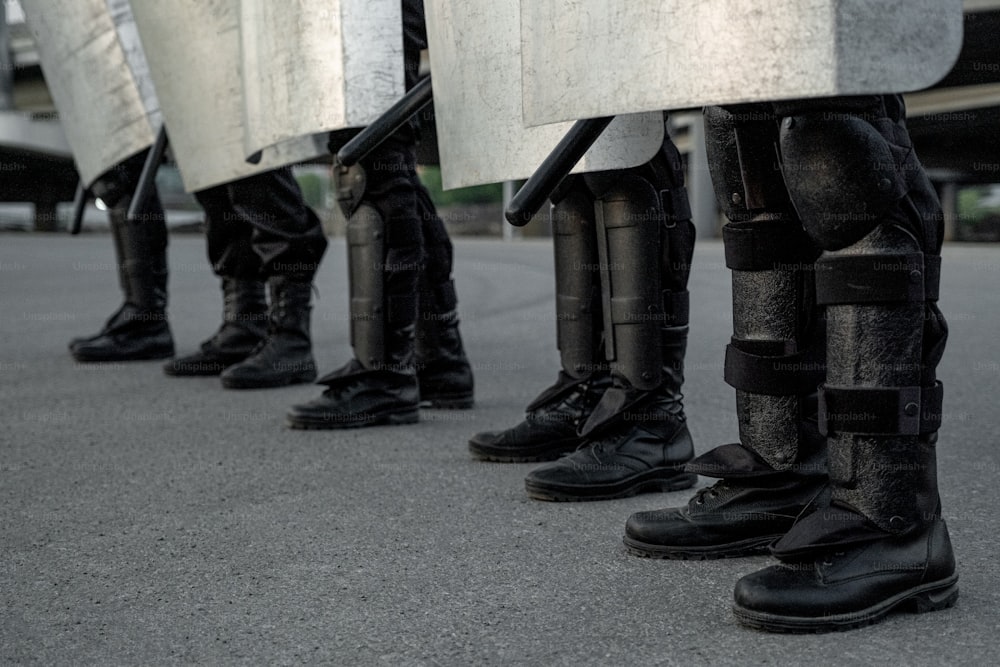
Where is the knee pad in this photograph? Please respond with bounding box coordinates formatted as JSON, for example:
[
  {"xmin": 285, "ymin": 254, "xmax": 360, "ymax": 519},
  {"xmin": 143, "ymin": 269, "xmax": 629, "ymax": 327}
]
[{"xmin": 779, "ymin": 112, "xmax": 907, "ymax": 250}]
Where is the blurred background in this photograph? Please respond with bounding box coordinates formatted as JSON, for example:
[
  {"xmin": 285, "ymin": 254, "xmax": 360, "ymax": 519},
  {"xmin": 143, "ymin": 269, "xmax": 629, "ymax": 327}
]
[{"xmin": 3, "ymin": 0, "xmax": 1000, "ymax": 241}]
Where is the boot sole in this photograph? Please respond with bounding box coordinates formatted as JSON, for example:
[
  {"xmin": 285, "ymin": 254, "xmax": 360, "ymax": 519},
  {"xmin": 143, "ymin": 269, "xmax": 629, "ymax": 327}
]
[
  {"xmin": 221, "ymin": 371, "xmax": 316, "ymax": 390},
  {"xmin": 733, "ymin": 574, "xmax": 959, "ymax": 633},
  {"xmin": 468, "ymin": 437, "xmax": 583, "ymax": 463},
  {"xmin": 164, "ymin": 363, "xmax": 232, "ymax": 377},
  {"xmin": 525, "ymin": 470, "xmax": 698, "ymax": 502},
  {"xmin": 286, "ymin": 407, "xmax": 420, "ymax": 430},
  {"xmin": 72, "ymin": 346, "xmax": 175, "ymax": 363},
  {"xmin": 164, "ymin": 355, "xmax": 250, "ymax": 377},
  {"xmin": 420, "ymin": 393, "xmax": 475, "ymax": 410},
  {"xmin": 623, "ymin": 534, "xmax": 779, "ymax": 560}
]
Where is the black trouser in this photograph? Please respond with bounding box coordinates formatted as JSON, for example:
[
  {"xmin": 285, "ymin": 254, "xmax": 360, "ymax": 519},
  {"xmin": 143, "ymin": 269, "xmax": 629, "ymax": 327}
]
[{"xmin": 194, "ymin": 167, "xmax": 327, "ymax": 283}]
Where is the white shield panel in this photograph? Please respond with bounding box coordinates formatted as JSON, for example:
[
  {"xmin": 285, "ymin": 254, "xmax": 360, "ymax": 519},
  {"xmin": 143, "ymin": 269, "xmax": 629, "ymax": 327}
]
[
  {"xmin": 20, "ymin": 0, "xmax": 161, "ymax": 186},
  {"xmin": 130, "ymin": 0, "xmax": 321, "ymax": 192},
  {"xmin": 426, "ymin": 0, "xmax": 664, "ymax": 191},
  {"xmin": 521, "ymin": 0, "xmax": 964, "ymax": 125},
  {"xmin": 240, "ymin": 0, "xmax": 404, "ymax": 160}
]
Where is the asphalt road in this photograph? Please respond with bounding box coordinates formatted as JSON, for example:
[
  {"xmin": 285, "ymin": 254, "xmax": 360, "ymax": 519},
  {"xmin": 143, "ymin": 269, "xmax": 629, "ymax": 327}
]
[{"xmin": 2, "ymin": 233, "xmax": 999, "ymax": 665}]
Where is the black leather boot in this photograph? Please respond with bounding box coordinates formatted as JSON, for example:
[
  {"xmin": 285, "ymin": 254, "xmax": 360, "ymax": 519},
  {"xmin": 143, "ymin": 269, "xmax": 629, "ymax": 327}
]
[
  {"xmin": 68, "ymin": 212, "xmax": 130, "ymax": 350},
  {"xmin": 732, "ymin": 96, "xmax": 956, "ymax": 632},
  {"xmin": 734, "ymin": 430, "xmax": 956, "ymax": 631},
  {"xmin": 287, "ymin": 156, "xmax": 422, "ymax": 427},
  {"xmin": 524, "ymin": 152, "xmax": 698, "ymax": 499},
  {"xmin": 471, "ymin": 174, "xmax": 608, "ymax": 462},
  {"xmin": 469, "ymin": 371, "xmax": 610, "ymax": 462},
  {"xmin": 71, "ymin": 198, "xmax": 174, "ymax": 362},
  {"xmin": 524, "ymin": 328, "xmax": 696, "ymax": 501},
  {"xmin": 285, "ymin": 319, "xmax": 420, "ymax": 428},
  {"xmin": 625, "ymin": 106, "xmax": 826, "ymax": 555},
  {"xmin": 220, "ymin": 276, "xmax": 316, "ymax": 389},
  {"xmin": 624, "ymin": 423, "xmax": 827, "ymax": 559},
  {"xmin": 164, "ymin": 278, "xmax": 267, "ymax": 376},
  {"xmin": 416, "ymin": 280, "xmax": 474, "ymax": 409}
]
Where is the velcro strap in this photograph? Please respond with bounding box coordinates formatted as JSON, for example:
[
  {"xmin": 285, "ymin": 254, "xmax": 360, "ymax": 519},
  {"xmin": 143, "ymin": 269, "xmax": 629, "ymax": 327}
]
[
  {"xmin": 815, "ymin": 253, "xmax": 940, "ymax": 305},
  {"xmin": 660, "ymin": 187, "xmax": 692, "ymax": 223},
  {"xmin": 818, "ymin": 381, "xmax": 943, "ymax": 436},
  {"xmin": 722, "ymin": 220, "xmax": 815, "ymax": 271},
  {"xmin": 662, "ymin": 290, "xmax": 690, "ymax": 326},
  {"xmin": 724, "ymin": 340, "xmax": 824, "ymax": 396}
]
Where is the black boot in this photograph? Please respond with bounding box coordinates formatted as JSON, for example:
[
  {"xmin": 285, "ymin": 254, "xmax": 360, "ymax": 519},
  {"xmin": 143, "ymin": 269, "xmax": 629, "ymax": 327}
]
[
  {"xmin": 71, "ymin": 198, "xmax": 174, "ymax": 362},
  {"xmin": 732, "ymin": 96, "xmax": 956, "ymax": 632},
  {"xmin": 469, "ymin": 371, "xmax": 610, "ymax": 462},
  {"xmin": 734, "ymin": 428, "xmax": 956, "ymax": 631},
  {"xmin": 524, "ymin": 151, "xmax": 698, "ymax": 500},
  {"xmin": 524, "ymin": 328, "xmax": 696, "ymax": 501},
  {"xmin": 416, "ymin": 280, "xmax": 474, "ymax": 409},
  {"xmin": 286, "ymin": 358, "xmax": 420, "ymax": 429},
  {"xmin": 625, "ymin": 106, "xmax": 826, "ymax": 555},
  {"xmin": 470, "ymin": 175, "xmax": 607, "ymax": 461},
  {"xmin": 285, "ymin": 315, "xmax": 420, "ymax": 428},
  {"xmin": 623, "ymin": 417, "xmax": 827, "ymax": 559},
  {"xmin": 164, "ymin": 278, "xmax": 267, "ymax": 376},
  {"xmin": 68, "ymin": 209, "xmax": 131, "ymax": 350},
  {"xmin": 286, "ymin": 161, "xmax": 422, "ymax": 428},
  {"xmin": 220, "ymin": 276, "xmax": 316, "ymax": 389}
]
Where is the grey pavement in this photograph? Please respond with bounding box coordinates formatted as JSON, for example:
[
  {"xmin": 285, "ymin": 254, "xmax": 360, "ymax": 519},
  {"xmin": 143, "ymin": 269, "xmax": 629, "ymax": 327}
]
[{"xmin": 2, "ymin": 233, "xmax": 999, "ymax": 665}]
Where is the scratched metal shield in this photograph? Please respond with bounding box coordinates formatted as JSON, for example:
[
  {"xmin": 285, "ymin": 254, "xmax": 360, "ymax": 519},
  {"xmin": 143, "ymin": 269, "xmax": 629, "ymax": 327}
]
[
  {"xmin": 240, "ymin": 0, "xmax": 404, "ymax": 161},
  {"xmin": 130, "ymin": 0, "xmax": 321, "ymax": 192},
  {"xmin": 20, "ymin": 0, "xmax": 161, "ymax": 186},
  {"xmin": 521, "ymin": 0, "xmax": 965, "ymax": 126},
  {"xmin": 425, "ymin": 0, "xmax": 664, "ymax": 191}
]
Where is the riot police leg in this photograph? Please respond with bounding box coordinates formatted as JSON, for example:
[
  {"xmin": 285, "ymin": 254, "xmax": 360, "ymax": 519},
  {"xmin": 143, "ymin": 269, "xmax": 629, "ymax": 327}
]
[
  {"xmin": 469, "ymin": 175, "xmax": 611, "ymax": 461},
  {"xmin": 413, "ymin": 184, "xmax": 475, "ymax": 408},
  {"xmin": 70, "ymin": 151, "xmax": 175, "ymax": 362},
  {"xmin": 625, "ymin": 106, "xmax": 828, "ymax": 557},
  {"xmin": 220, "ymin": 167, "xmax": 328, "ymax": 389},
  {"xmin": 287, "ymin": 140, "xmax": 423, "ymax": 428},
  {"xmin": 733, "ymin": 96, "xmax": 956, "ymax": 631},
  {"xmin": 164, "ymin": 183, "xmax": 268, "ymax": 376},
  {"xmin": 525, "ymin": 138, "xmax": 697, "ymax": 500}
]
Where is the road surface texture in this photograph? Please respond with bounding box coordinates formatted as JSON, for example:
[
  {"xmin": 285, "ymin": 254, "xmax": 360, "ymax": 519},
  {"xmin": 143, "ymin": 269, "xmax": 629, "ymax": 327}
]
[{"xmin": 2, "ymin": 233, "xmax": 998, "ymax": 665}]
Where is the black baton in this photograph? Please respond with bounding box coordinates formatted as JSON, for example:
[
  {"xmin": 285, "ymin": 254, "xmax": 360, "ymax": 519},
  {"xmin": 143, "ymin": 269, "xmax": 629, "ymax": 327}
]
[
  {"xmin": 70, "ymin": 180, "xmax": 89, "ymax": 235},
  {"xmin": 126, "ymin": 125, "xmax": 169, "ymax": 222},
  {"xmin": 505, "ymin": 116, "xmax": 614, "ymax": 227},
  {"xmin": 337, "ymin": 76, "xmax": 434, "ymax": 166}
]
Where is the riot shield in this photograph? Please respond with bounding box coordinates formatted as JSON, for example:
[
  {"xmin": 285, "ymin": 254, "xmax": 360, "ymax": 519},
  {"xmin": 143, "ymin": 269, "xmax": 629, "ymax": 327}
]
[
  {"xmin": 520, "ymin": 0, "xmax": 964, "ymax": 125},
  {"xmin": 425, "ymin": 0, "xmax": 664, "ymax": 190},
  {"xmin": 20, "ymin": 0, "xmax": 161, "ymax": 186},
  {"xmin": 130, "ymin": 0, "xmax": 322, "ymax": 192},
  {"xmin": 240, "ymin": 0, "xmax": 404, "ymax": 161}
]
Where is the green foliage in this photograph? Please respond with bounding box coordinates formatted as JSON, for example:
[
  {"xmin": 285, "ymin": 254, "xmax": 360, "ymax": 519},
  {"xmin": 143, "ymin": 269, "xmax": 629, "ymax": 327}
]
[
  {"xmin": 295, "ymin": 172, "xmax": 327, "ymax": 210},
  {"xmin": 418, "ymin": 166, "xmax": 502, "ymax": 207},
  {"xmin": 956, "ymin": 185, "xmax": 1000, "ymax": 240}
]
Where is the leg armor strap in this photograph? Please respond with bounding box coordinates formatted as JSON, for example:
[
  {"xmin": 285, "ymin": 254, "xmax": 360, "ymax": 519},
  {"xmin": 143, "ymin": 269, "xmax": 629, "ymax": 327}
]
[
  {"xmin": 815, "ymin": 253, "xmax": 940, "ymax": 305},
  {"xmin": 819, "ymin": 382, "xmax": 943, "ymax": 437}
]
